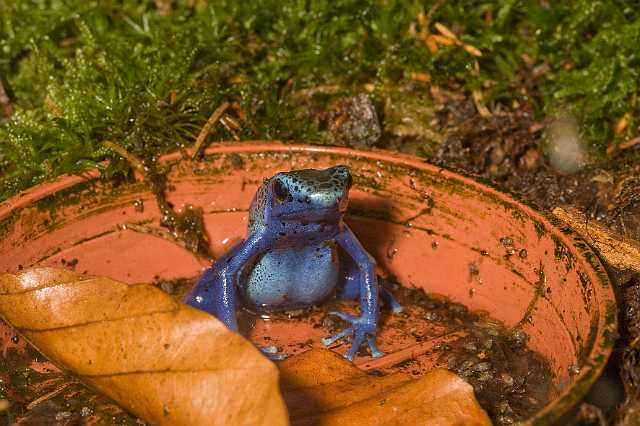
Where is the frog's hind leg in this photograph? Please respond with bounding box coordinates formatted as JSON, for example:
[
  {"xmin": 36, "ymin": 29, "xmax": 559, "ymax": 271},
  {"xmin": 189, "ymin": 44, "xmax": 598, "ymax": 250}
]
[{"xmin": 336, "ymin": 253, "xmax": 403, "ymax": 313}]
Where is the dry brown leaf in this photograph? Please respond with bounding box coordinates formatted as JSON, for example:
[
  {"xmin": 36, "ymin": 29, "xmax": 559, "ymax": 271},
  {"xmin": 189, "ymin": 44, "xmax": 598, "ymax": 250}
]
[
  {"xmin": 279, "ymin": 349, "xmax": 491, "ymax": 426},
  {"xmin": 0, "ymin": 268, "xmax": 288, "ymax": 426}
]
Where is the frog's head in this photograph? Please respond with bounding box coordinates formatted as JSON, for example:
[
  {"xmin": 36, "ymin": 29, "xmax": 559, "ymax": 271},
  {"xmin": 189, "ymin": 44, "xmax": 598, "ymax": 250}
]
[{"xmin": 265, "ymin": 165, "xmax": 352, "ymax": 222}]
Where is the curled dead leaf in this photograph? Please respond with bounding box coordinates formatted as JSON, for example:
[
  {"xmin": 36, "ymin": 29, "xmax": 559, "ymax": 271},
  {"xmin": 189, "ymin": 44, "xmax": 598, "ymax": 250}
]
[
  {"xmin": 279, "ymin": 349, "xmax": 491, "ymax": 426},
  {"xmin": 0, "ymin": 268, "xmax": 288, "ymax": 426}
]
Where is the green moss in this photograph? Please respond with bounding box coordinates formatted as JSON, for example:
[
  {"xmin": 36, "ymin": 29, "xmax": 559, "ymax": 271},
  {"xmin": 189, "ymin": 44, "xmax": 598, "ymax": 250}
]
[{"xmin": 1, "ymin": 1, "xmax": 639, "ymax": 200}]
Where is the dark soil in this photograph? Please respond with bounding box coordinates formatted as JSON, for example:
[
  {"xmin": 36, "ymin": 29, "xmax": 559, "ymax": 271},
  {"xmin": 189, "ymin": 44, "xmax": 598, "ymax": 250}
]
[
  {"xmin": 429, "ymin": 100, "xmax": 640, "ymax": 242},
  {"xmin": 0, "ymin": 326, "xmax": 138, "ymax": 425},
  {"xmin": 393, "ymin": 284, "xmax": 555, "ymax": 425}
]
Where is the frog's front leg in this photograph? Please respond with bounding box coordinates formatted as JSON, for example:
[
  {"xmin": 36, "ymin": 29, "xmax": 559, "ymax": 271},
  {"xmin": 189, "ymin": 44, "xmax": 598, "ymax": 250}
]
[
  {"xmin": 337, "ymin": 255, "xmax": 403, "ymax": 314},
  {"xmin": 322, "ymin": 225, "xmax": 383, "ymax": 361},
  {"xmin": 185, "ymin": 233, "xmax": 267, "ymax": 331}
]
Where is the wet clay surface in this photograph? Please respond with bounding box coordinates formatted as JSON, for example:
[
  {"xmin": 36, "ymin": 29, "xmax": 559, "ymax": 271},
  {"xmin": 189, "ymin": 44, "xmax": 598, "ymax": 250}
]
[{"xmin": 157, "ymin": 275, "xmax": 555, "ymax": 425}]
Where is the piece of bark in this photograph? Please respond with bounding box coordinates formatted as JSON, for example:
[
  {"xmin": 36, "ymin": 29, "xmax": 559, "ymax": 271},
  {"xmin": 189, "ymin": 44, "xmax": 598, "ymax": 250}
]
[
  {"xmin": 553, "ymin": 207, "xmax": 640, "ymax": 282},
  {"xmin": 0, "ymin": 268, "xmax": 288, "ymax": 426},
  {"xmin": 279, "ymin": 348, "xmax": 491, "ymax": 426}
]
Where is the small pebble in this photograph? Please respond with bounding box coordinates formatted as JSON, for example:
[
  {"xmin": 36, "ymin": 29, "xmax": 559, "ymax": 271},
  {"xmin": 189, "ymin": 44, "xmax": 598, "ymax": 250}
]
[
  {"xmin": 469, "ymin": 263, "xmax": 479, "ymax": 275},
  {"xmin": 508, "ymin": 329, "xmax": 527, "ymax": 346},
  {"xmin": 500, "ymin": 372, "xmax": 515, "ymax": 386},
  {"xmin": 424, "ymin": 311, "xmax": 439, "ymax": 321},
  {"xmin": 497, "ymin": 415, "xmax": 514, "ymax": 425},
  {"xmin": 286, "ymin": 309, "xmax": 305, "ymax": 318},
  {"xmin": 500, "ymin": 237, "xmax": 514, "ymax": 246},
  {"xmin": 473, "ymin": 362, "xmax": 492, "ymax": 372},
  {"xmin": 261, "ymin": 345, "xmax": 279, "ymax": 354},
  {"xmin": 460, "ymin": 360, "xmax": 476, "ymax": 371},
  {"xmin": 134, "ymin": 199, "xmax": 144, "ymax": 212},
  {"xmin": 159, "ymin": 281, "xmax": 175, "ymax": 295},
  {"xmin": 322, "ymin": 316, "xmax": 335, "ymax": 329},
  {"xmin": 55, "ymin": 412, "xmax": 72, "ymax": 421},
  {"xmin": 477, "ymin": 371, "xmax": 493, "ymax": 381},
  {"xmin": 463, "ymin": 342, "xmax": 478, "ymax": 352},
  {"xmin": 496, "ymin": 400, "xmax": 512, "ymax": 414},
  {"xmin": 81, "ymin": 407, "xmax": 93, "ymax": 417},
  {"xmin": 460, "ymin": 369, "xmax": 475, "ymax": 378}
]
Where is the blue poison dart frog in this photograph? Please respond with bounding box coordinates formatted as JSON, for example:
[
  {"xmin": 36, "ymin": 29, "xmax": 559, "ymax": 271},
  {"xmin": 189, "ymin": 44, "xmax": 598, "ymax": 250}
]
[{"xmin": 185, "ymin": 165, "xmax": 402, "ymax": 361}]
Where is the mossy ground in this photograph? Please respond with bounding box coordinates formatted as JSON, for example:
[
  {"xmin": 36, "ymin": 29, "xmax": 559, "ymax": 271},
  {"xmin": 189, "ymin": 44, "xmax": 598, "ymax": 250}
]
[{"xmin": 1, "ymin": 0, "xmax": 639, "ymax": 200}]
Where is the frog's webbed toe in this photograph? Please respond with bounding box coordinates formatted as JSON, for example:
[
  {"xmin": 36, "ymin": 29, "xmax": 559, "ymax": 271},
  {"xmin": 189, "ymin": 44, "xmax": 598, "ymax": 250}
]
[{"xmin": 321, "ymin": 311, "xmax": 384, "ymax": 361}]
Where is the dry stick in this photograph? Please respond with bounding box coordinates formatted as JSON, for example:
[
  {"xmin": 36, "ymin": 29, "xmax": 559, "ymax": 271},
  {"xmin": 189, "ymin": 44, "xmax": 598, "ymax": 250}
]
[
  {"xmin": 0, "ymin": 77, "xmax": 13, "ymax": 118},
  {"xmin": 102, "ymin": 141, "xmax": 145, "ymax": 174},
  {"xmin": 220, "ymin": 115, "xmax": 241, "ymax": 141},
  {"xmin": 607, "ymin": 137, "xmax": 640, "ymax": 155},
  {"xmin": 192, "ymin": 101, "xmax": 230, "ymax": 159},
  {"xmin": 26, "ymin": 382, "xmax": 73, "ymax": 411},
  {"xmin": 424, "ymin": 0, "xmax": 446, "ymax": 29}
]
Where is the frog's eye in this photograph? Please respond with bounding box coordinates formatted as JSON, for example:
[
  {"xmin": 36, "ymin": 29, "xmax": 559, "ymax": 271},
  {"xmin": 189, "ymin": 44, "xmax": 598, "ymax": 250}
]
[{"xmin": 272, "ymin": 179, "xmax": 290, "ymax": 203}]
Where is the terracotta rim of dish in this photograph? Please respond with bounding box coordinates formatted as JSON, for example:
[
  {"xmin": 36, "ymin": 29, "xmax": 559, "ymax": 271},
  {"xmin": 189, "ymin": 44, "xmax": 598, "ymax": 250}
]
[{"xmin": 0, "ymin": 141, "xmax": 617, "ymax": 424}]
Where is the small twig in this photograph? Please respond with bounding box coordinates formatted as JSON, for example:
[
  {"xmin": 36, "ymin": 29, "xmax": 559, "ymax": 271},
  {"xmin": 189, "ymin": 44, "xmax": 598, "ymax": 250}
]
[
  {"xmin": 425, "ymin": 0, "xmax": 446, "ymax": 29},
  {"xmin": 192, "ymin": 101, "xmax": 230, "ymax": 159},
  {"xmin": 607, "ymin": 137, "xmax": 640, "ymax": 155},
  {"xmin": 26, "ymin": 382, "xmax": 73, "ymax": 411},
  {"xmin": 220, "ymin": 115, "xmax": 241, "ymax": 141},
  {"xmin": 0, "ymin": 77, "xmax": 13, "ymax": 118},
  {"xmin": 434, "ymin": 22, "xmax": 458, "ymax": 41},
  {"xmin": 102, "ymin": 141, "xmax": 145, "ymax": 174},
  {"xmin": 472, "ymin": 89, "xmax": 491, "ymax": 117},
  {"xmin": 434, "ymin": 22, "xmax": 482, "ymax": 57}
]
